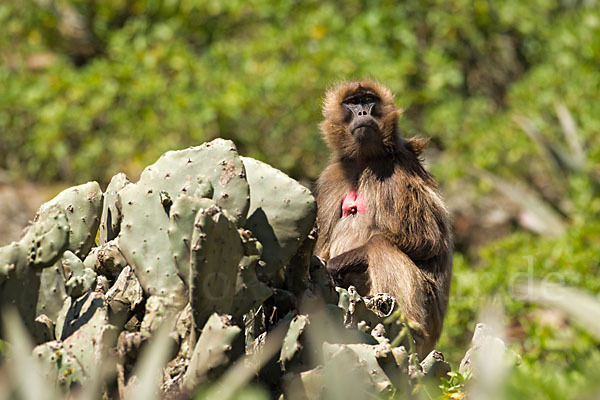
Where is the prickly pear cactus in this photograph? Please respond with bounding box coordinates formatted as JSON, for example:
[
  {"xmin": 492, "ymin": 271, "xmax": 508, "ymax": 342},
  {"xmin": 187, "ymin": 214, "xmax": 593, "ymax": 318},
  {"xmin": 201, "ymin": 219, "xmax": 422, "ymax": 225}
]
[
  {"xmin": 138, "ymin": 139, "xmax": 249, "ymax": 226},
  {"xmin": 280, "ymin": 314, "xmax": 309, "ymax": 370},
  {"xmin": 37, "ymin": 182, "xmax": 103, "ymax": 259},
  {"xmin": 116, "ymin": 139, "xmax": 251, "ymax": 321},
  {"xmin": 22, "ymin": 206, "xmax": 71, "ymax": 268},
  {"xmin": 63, "ymin": 250, "xmax": 96, "ymax": 298},
  {"xmin": 183, "ymin": 313, "xmax": 241, "ymax": 389},
  {"xmin": 0, "ymin": 182, "xmax": 102, "ymax": 341},
  {"xmin": 232, "ymin": 231, "xmax": 272, "ymax": 318},
  {"xmin": 189, "ymin": 202, "xmax": 243, "ymax": 327},
  {"xmin": 36, "ymin": 260, "xmax": 68, "ymax": 323},
  {"xmin": 242, "ymin": 157, "xmax": 317, "ymax": 280},
  {"xmin": 0, "ymin": 205, "xmax": 69, "ymax": 279},
  {"xmin": 168, "ymin": 194, "xmax": 211, "ymax": 286},
  {"xmin": 99, "ymin": 173, "xmax": 130, "ymax": 244},
  {"xmin": 0, "ymin": 206, "xmax": 69, "ymax": 282},
  {"xmin": 117, "ymin": 180, "xmax": 188, "ymax": 310},
  {"xmin": 35, "ymin": 291, "xmax": 119, "ymax": 386},
  {"xmin": 0, "ymin": 138, "xmax": 466, "ymax": 400}
]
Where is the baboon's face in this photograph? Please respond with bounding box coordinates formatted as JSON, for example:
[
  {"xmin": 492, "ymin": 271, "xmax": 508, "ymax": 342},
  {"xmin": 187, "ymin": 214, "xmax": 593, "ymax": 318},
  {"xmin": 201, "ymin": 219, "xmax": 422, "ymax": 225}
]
[
  {"xmin": 341, "ymin": 90, "xmax": 382, "ymax": 146},
  {"xmin": 320, "ymin": 81, "xmax": 401, "ymax": 160}
]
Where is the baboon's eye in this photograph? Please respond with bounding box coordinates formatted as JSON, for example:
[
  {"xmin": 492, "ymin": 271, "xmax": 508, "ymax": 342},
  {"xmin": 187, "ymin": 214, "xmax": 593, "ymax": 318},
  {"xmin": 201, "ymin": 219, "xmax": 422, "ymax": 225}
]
[
  {"xmin": 342, "ymin": 93, "xmax": 379, "ymax": 108},
  {"xmin": 363, "ymin": 94, "xmax": 376, "ymax": 103},
  {"xmin": 343, "ymin": 96, "xmax": 360, "ymax": 105}
]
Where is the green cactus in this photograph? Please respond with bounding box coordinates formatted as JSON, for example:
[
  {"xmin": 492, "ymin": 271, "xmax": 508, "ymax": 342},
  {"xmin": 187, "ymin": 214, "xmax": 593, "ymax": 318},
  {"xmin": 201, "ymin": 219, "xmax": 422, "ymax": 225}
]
[
  {"xmin": 0, "ymin": 244, "xmax": 21, "ymax": 283},
  {"xmin": 62, "ymin": 250, "xmax": 97, "ymax": 298},
  {"xmin": 140, "ymin": 295, "xmax": 173, "ymax": 336},
  {"xmin": 39, "ymin": 182, "xmax": 103, "ymax": 259},
  {"xmin": 137, "ymin": 139, "xmax": 248, "ymax": 226},
  {"xmin": 420, "ymin": 350, "xmax": 451, "ymax": 380},
  {"xmin": 0, "ymin": 138, "xmax": 464, "ymax": 398},
  {"xmin": 54, "ymin": 296, "xmax": 72, "ymax": 341},
  {"xmin": 117, "ymin": 139, "xmax": 250, "ymax": 320},
  {"xmin": 0, "ymin": 206, "xmax": 70, "ymax": 340},
  {"xmin": 38, "ymin": 292, "xmax": 119, "ymax": 387},
  {"xmin": 36, "ymin": 261, "xmax": 68, "ymax": 323},
  {"xmin": 0, "ymin": 206, "xmax": 70, "ymax": 276},
  {"xmin": 0, "ymin": 206, "xmax": 69, "ymax": 276},
  {"xmin": 83, "ymin": 239, "xmax": 128, "ymax": 281},
  {"xmin": 241, "ymin": 157, "xmax": 317, "ymax": 281},
  {"xmin": 280, "ymin": 314, "xmax": 309, "ymax": 371},
  {"xmin": 321, "ymin": 344, "xmax": 381, "ymax": 396},
  {"xmin": 0, "ymin": 182, "xmax": 102, "ymax": 287},
  {"xmin": 323, "ymin": 342, "xmax": 395, "ymax": 394},
  {"xmin": 117, "ymin": 180, "xmax": 188, "ymax": 310},
  {"xmin": 337, "ymin": 286, "xmax": 398, "ymax": 338},
  {"xmin": 231, "ymin": 231, "xmax": 272, "ymax": 319},
  {"xmin": 23, "ymin": 207, "xmax": 72, "ymax": 268},
  {"xmin": 99, "ymin": 173, "xmax": 130, "ymax": 244},
  {"xmin": 189, "ymin": 202, "xmax": 244, "ymax": 327},
  {"xmin": 308, "ymin": 255, "xmax": 338, "ymax": 304},
  {"xmin": 168, "ymin": 195, "xmax": 213, "ymax": 286},
  {"xmin": 183, "ymin": 313, "xmax": 241, "ymax": 390},
  {"xmin": 105, "ymin": 265, "xmax": 144, "ymax": 322},
  {"xmin": 33, "ymin": 340, "xmax": 84, "ymax": 389},
  {"xmin": 284, "ymin": 232, "xmax": 316, "ymax": 297}
]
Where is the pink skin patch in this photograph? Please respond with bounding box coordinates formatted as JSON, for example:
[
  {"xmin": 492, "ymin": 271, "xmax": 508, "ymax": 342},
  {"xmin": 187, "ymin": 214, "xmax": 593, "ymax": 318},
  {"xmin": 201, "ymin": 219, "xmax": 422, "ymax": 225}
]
[{"xmin": 342, "ymin": 190, "xmax": 366, "ymax": 217}]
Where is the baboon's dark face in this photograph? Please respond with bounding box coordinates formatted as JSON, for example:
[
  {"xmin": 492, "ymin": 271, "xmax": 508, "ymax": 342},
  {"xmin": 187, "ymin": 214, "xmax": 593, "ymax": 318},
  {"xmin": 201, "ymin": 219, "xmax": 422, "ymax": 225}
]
[
  {"xmin": 342, "ymin": 90, "xmax": 381, "ymax": 146},
  {"xmin": 320, "ymin": 80, "xmax": 401, "ymax": 161}
]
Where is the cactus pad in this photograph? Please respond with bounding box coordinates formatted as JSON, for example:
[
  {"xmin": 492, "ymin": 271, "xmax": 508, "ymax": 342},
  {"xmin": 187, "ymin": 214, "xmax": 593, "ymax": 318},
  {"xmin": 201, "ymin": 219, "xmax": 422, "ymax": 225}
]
[
  {"xmin": 37, "ymin": 182, "xmax": 103, "ymax": 258},
  {"xmin": 137, "ymin": 139, "xmax": 249, "ymax": 226},
  {"xmin": 183, "ymin": 313, "xmax": 241, "ymax": 389},
  {"xmin": 241, "ymin": 157, "xmax": 317, "ymax": 279},
  {"xmin": 99, "ymin": 173, "xmax": 130, "ymax": 244},
  {"xmin": 117, "ymin": 181, "xmax": 187, "ymax": 309},
  {"xmin": 189, "ymin": 203, "xmax": 243, "ymax": 326}
]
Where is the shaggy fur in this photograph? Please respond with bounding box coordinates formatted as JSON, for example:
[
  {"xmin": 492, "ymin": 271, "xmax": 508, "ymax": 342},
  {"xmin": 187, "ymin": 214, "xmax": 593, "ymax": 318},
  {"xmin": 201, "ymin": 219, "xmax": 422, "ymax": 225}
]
[{"xmin": 314, "ymin": 80, "xmax": 453, "ymax": 355}]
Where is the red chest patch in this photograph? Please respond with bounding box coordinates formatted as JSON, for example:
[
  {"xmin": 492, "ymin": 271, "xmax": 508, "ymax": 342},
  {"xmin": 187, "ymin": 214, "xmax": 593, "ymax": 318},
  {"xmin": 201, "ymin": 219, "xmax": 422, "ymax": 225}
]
[{"xmin": 342, "ymin": 190, "xmax": 366, "ymax": 217}]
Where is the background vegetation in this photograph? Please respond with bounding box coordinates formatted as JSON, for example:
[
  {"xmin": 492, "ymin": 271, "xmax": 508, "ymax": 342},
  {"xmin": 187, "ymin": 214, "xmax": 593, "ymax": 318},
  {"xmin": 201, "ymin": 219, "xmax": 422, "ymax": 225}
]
[{"xmin": 1, "ymin": 0, "xmax": 599, "ymax": 398}]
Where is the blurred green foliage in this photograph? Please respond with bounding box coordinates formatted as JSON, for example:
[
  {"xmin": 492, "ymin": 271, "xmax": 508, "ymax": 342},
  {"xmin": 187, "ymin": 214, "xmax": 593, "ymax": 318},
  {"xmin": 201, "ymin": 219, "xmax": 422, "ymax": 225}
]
[
  {"xmin": 440, "ymin": 221, "xmax": 600, "ymax": 397},
  {"xmin": 1, "ymin": 0, "xmax": 599, "ymax": 184},
  {"xmin": 2, "ymin": 0, "xmax": 600, "ymax": 398}
]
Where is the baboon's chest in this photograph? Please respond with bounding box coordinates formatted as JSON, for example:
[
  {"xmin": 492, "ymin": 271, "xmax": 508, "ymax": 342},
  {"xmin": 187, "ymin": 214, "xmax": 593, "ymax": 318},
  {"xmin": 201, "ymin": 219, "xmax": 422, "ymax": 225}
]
[
  {"xmin": 329, "ymin": 191, "xmax": 371, "ymax": 258},
  {"xmin": 341, "ymin": 190, "xmax": 366, "ymax": 217}
]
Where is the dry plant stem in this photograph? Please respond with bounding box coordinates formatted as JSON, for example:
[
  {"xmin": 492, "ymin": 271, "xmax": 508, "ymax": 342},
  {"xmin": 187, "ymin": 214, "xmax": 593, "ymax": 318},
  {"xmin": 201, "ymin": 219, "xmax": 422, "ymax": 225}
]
[{"xmin": 385, "ymin": 307, "xmax": 422, "ymax": 382}]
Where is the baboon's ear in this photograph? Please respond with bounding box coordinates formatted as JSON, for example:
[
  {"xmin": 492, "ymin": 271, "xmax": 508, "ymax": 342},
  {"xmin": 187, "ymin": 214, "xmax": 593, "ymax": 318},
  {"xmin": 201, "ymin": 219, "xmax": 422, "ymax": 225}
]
[{"xmin": 406, "ymin": 137, "xmax": 430, "ymax": 156}]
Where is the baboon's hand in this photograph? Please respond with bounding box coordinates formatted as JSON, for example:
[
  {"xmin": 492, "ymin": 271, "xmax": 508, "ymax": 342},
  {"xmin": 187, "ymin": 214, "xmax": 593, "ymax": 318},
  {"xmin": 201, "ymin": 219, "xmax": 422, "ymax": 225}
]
[{"xmin": 326, "ymin": 249, "xmax": 367, "ymax": 287}]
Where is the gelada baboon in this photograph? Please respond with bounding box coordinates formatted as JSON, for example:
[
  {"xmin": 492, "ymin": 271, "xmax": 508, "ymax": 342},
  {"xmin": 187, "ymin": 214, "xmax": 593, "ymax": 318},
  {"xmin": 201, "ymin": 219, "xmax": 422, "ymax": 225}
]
[{"xmin": 314, "ymin": 80, "xmax": 452, "ymax": 354}]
